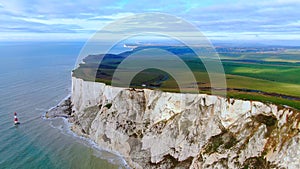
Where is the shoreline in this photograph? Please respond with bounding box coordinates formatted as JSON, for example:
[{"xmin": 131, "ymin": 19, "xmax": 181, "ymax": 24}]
[{"xmin": 44, "ymin": 96, "xmax": 131, "ymax": 169}]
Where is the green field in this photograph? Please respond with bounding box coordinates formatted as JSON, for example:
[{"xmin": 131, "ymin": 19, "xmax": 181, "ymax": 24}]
[{"xmin": 73, "ymin": 46, "xmax": 300, "ymax": 110}]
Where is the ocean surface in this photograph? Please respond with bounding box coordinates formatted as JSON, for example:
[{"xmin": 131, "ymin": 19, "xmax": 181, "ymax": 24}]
[{"xmin": 0, "ymin": 42, "xmax": 127, "ymax": 169}]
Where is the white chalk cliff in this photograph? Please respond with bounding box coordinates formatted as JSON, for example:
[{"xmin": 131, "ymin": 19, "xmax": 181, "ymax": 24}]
[{"xmin": 68, "ymin": 77, "xmax": 300, "ymax": 169}]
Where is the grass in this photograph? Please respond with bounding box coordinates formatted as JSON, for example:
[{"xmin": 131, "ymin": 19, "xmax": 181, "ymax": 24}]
[
  {"xmin": 204, "ymin": 131, "xmax": 238, "ymax": 154},
  {"xmin": 226, "ymin": 91, "xmax": 300, "ymax": 110},
  {"xmin": 223, "ymin": 61, "xmax": 300, "ymax": 85},
  {"xmin": 72, "ymin": 46, "xmax": 300, "ymax": 110},
  {"xmin": 225, "ymin": 74, "xmax": 300, "ymax": 97}
]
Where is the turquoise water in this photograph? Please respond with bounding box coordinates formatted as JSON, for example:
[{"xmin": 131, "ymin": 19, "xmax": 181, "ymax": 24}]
[{"xmin": 0, "ymin": 42, "xmax": 126, "ymax": 169}]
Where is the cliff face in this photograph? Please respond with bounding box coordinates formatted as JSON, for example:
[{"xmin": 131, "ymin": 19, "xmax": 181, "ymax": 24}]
[{"xmin": 70, "ymin": 77, "xmax": 300, "ymax": 169}]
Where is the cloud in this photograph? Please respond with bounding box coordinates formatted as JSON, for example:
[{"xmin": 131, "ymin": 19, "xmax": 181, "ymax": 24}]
[
  {"xmin": 0, "ymin": 0, "xmax": 299, "ymax": 41},
  {"xmin": 183, "ymin": 1, "xmax": 300, "ymax": 39}
]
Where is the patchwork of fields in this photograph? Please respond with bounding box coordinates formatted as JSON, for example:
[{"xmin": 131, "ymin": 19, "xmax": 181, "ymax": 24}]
[{"xmin": 73, "ymin": 45, "xmax": 300, "ymax": 109}]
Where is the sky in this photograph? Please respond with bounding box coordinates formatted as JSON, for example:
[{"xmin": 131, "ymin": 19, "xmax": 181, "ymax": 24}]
[{"xmin": 1, "ymin": 0, "xmax": 300, "ymax": 42}]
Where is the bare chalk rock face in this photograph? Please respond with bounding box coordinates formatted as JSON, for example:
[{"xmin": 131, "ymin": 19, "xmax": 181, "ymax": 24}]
[{"xmin": 50, "ymin": 77, "xmax": 300, "ymax": 169}]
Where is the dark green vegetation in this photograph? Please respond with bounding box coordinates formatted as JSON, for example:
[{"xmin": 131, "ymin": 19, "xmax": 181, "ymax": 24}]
[
  {"xmin": 204, "ymin": 130, "xmax": 238, "ymax": 154},
  {"xmin": 104, "ymin": 103, "xmax": 112, "ymax": 109},
  {"xmin": 72, "ymin": 45, "xmax": 300, "ymax": 109},
  {"xmin": 242, "ymin": 156, "xmax": 278, "ymax": 169}
]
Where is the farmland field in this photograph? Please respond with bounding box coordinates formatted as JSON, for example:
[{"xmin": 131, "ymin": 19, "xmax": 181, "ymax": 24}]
[{"xmin": 73, "ymin": 45, "xmax": 300, "ymax": 109}]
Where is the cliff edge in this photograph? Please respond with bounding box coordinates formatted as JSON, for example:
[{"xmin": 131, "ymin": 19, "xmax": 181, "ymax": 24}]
[{"xmin": 52, "ymin": 77, "xmax": 300, "ymax": 169}]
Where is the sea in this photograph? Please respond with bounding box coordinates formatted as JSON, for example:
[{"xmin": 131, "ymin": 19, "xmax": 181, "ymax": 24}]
[{"xmin": 0, "ymin": 41, "xmax": 128, "ymax": 169}]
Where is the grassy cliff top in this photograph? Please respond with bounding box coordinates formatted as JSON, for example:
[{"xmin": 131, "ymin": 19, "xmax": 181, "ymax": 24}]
[{"xmin": 73, "ymin": 45, "xmax": 300, "ymax": 109}]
